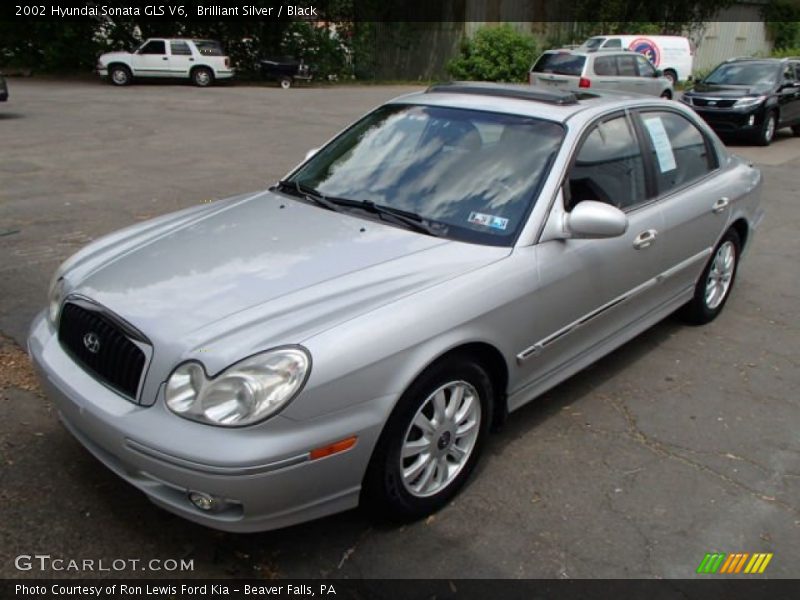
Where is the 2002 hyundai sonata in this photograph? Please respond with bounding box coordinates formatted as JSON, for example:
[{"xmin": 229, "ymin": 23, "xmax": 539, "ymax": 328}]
[{"xmin": 29, "ymin": 82, "xmax": 763, "ymax": 532}]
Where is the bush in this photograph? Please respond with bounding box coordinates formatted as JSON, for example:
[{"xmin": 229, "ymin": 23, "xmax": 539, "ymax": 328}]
[
  {"xmin": 770, "ymin": 46, "xmax": 800, "ymax": 58},
  {"xmin": 447, "ymin": 25, "xmax": 537, "ymax": 83}
]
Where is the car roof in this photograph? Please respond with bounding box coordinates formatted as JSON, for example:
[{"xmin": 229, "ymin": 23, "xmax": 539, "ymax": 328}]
[
  {"xmin": 724, "ymin": 57, "xmax": 795, "ymax": 64},
  {"xmin": 541, "ymin": 48, "xmax": 634, "ymax": 58},
  {"xmin": 390, "ymin": 82, "xmax": 669, "ymax": 124}
]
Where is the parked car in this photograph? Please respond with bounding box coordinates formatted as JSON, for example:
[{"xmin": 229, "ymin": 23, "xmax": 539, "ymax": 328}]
[
  {"xmin": 531, "ymin": 49, "xmax": 674, "ymax": 98},
  {"xmin": 259, "ymin": 57, "xmax": 313, "ymax": 89},
  {"xmin": 578, "ymin": 34, "xmax": 694, "ymax": 84},
  {"xmin": 97, "ymin": 38, "xmax": 234, "ymax": 87},
  {"xmin": 680, "ymin": 57, "xmax": 800, "ymax": 146},
  {"xmin": 30, "ymin": 82, "xmax": 763, "ymax": 532},
  {"xmin": 0, "ymin": 73, "xmax": 8, "ymax": 102}
]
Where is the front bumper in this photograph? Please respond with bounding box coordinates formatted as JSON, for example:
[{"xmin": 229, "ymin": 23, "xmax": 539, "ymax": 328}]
[
  {"xmin": 689, "ymin": 104, "xmax": 765, "ymax": 135},
  {"xmin": 28, "ymin": 311, "xmax": 389, "ymax": 532}
]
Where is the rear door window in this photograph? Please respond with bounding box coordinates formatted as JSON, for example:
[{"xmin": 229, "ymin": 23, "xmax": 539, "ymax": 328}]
[
  {"xmin": 603, "ymin": 38, "xmax": 622, "ymax": 48},
  {"xmin": 170, "ymin": 41, "xmax": 192, "ymax": 56},
  {"xmin": 617, "ymin": 55, "xmax": 638, "ymax": 77},
  {"xmin": 637, "ymin": 111, "xmax": 717, "ymax": 195},
  {"xmin": 532, "ymin": 53, "xmax": 586, "ymax": 76},
  {"xmin": 593, "ymin": 56, "xmax": 618, "ymax": 76}
]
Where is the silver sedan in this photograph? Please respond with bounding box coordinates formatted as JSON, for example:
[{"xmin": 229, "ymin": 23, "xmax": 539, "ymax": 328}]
[{"xmin": 29, "ymin": 83, "xmax": 763, "ymax": 532}]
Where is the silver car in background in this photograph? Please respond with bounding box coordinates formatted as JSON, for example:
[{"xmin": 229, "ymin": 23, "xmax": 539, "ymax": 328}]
[
  {"xmin": 30, "ymin": 83, "xmax": 762, "ymax": 532},
  {"xmin": 531, "ymin": 49, "xmax": 674, "ymax": 98}
]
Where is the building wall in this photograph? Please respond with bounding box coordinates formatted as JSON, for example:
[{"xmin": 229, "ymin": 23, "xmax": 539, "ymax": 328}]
[{"xmin": 691, "ymin": 4, "xmax": 773, "ymax": 74}]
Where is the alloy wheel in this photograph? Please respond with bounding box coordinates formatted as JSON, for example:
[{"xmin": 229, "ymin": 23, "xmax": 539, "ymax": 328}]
[{"xmin": 400, "ymin": 381, "xmax": 481, "ymax": 498}]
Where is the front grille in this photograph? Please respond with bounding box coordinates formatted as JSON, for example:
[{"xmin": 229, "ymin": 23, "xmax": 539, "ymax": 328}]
[
  {"xmin": 58, "ymin": 302, "xmax": 147, "ymax": 400},
  {"xmin": 692, "ymin": 98, "xmax": 736, "ymax": 108}
]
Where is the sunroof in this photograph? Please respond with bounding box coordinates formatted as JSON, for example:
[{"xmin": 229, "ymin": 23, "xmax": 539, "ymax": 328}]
[{"xmin": 426, "ymin": 82, "xmax": 579, "ymax": 106}]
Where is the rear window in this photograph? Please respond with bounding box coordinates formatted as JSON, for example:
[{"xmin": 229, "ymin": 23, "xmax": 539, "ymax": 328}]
[
  {"xmin": 532, "ymin": 53, "xmax": 586, "ymax": 77},
  {"xmin": 193, "ymin": 40, "xmax": 224, "ymax": 56}
]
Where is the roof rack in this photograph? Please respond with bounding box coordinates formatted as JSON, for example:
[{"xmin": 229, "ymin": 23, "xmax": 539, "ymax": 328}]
[{"xmin": 425, "ymin": 82, "xmax": 579, "ymax": 106}]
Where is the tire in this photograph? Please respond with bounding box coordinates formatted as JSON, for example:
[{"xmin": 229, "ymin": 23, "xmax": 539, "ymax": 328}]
[
  {"xmin": 109, "ymin": 65, "xmax": 131, "ymax": 86},
  {"xmin": 362, "ymin": 356, "xmax": 494, "ymax": 521},
  {"xmin": 191, "ymin": 67, "xmax": 214, "ymax": 87},
  {"xmin": 754, "ymin": 111, "xmax": 777, "ymax": 146},
  {"xmin": 660, "ymin": 90, "xmax": 673, "ymax": 100},
  {"xmin": 279, "ymin": 76, "xmax": 292, "ymax": 89},
  {"xmin": 679, "ymin": 228, "xmax": 741, "ymax": 325},
  {"xmin": 663, "ymin": 69, "xmax": 677, "ymax": 86},
  {"xmin": 792, "ymin": 124, "xmax": 800, "ymax": 137}
]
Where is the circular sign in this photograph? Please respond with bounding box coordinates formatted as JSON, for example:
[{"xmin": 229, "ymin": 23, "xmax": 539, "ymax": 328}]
[{"xmin": 629, "ymin": 38, "xmax": 660, "ymax": 67}]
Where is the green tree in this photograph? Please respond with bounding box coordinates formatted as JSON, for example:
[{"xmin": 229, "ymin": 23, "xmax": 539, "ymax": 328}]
[{"xmin": 447, "ymin": 25, "xmax": 537, "ymax": 83}]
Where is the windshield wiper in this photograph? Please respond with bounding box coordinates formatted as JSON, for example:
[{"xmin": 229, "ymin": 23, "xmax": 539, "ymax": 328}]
[
  {"xmin": 276, "ymin": 179, "xmax": 342, "ymax": 212},
  {"xmin": 347, "ymin": 200, "xmax": 443, "ymax": 237},
  {"xmin": 275, "ymin": 181, "xmax": 442, "ymax": 237}
]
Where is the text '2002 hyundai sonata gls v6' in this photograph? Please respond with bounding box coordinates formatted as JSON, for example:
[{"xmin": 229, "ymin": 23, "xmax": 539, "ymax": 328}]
[{"xmin": 29, "ymin": 83, "xmax": 763, "ymax": 532}]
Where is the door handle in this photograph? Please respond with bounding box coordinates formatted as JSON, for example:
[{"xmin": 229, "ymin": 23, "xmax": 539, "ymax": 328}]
[
  {"xmin": 162, "ymin": 56, "xmax": 168, "ymax": 61},
  {"xmin": 712, "ymin": 197, "xmax": 730, "ymax": 214},
  {"xmin": 189, "ymin": 58, "xmax": 194, "ymax": 62},
  {"xmin": 633, "ymin": 229, "xmax": 658, "ymax": 249}
]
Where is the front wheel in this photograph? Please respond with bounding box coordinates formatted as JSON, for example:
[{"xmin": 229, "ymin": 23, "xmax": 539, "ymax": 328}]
[
  {"xmin": 792, "ymin": 124, "xmax": 800, "ymax": 137},
  {"xmin": 279, "ymin": 76, "xmax": 292, "ymax": 89},
  {"xmin": 754, "ymin": 111, "xmax": 777, "ymax": 146},
  {"xmin": 679, "ymin": 228, "xmax": 741, "ymax": 325},
  {"xmin": 362, "ymin": 357, "xmax": 493, "ymax": 521},
  {"xmin": 109, "ymin": 65, "xmax": 131, "ymax": 86},
  {"xmin": 663, "ymin": 69, "xmax": 677, "ymax": 86}
]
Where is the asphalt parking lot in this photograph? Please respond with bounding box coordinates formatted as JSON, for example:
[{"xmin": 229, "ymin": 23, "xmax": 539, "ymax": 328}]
[{"xmin": 1, "ymin": 79, "xmax": 799, "ymax": 579}]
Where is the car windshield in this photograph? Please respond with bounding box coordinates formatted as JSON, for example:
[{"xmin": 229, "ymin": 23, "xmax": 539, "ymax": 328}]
[
  {"xmin": 532, "ymin": 53, "xmax": 586, "ymax": 76},
  {"xmin": 583, "ymin": 38, "xmax": 605, "ymax": 50},
  {"xmin": 704, "ymin": 63, "xmax": 779, "ymax": 86},
  {"xmin": 288, "ymin": 104, "xmax": 565, "ymax": 246}
]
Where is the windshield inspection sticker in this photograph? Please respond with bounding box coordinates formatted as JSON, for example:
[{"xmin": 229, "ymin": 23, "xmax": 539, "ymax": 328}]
[
  {"xmin": 469, "ymin": 212, "xmax": 509, "ymax": 231},
  {"xmin": 643, "ymin": 116, "xmax": 677, "ymax": 173}
]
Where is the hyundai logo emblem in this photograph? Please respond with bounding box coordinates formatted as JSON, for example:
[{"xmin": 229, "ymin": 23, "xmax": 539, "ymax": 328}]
[
  {"xmin": 83, "ymin": 332, "xmax": 101, "ymax": 354},
  {"xmin": 708, "ymin": 100, "xmax": 717, "ymax": 106}
]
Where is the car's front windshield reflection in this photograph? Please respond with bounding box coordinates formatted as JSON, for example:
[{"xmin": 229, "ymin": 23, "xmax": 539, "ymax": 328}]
[{"xmin": 289, "ymin": 104, "xmax": 565, "ymax": 246}]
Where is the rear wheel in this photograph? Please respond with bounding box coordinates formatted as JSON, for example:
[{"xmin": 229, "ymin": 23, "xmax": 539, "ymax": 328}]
[
  {"xmin": 679, "ymin": 228, "xmax": 741, "ymax": 325},
  {"xmin": 362, "ymin": 356, "xmax": 493, "ymax": 521},
  {"xmin": 191, "ymin": 67, "xmax": 214, "ymax": 87},
  {"xmin": 663, "ymin": 69, "xmax": 678, "ymax": 86},
  {"xmin": 279, "ymin": 76, "xmax": 292, "ymax": 89},
  {"xmin": 660, "ymin": 90, "xmax": 672, "ymax": 100},
  {"xmin": 109, "ymin": 65, "xmax": 131, "ymax": 86}
]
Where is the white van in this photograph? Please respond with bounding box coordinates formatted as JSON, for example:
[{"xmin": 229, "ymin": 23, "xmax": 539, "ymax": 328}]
[{"xmin": 578, "ymin": 35, "xmax": 694, "ymax": 84}]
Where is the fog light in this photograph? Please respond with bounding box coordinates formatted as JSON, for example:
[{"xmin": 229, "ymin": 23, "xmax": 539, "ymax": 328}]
[
  {"xmin": 748, "ymin": 115, "xmax": 755, "ymax": 126},
  {"xmin": 188, "ymin": 491, "xmax": 218, "ymax": 512}
]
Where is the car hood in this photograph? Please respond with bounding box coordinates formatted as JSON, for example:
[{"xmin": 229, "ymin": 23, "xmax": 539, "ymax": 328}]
[
  {"xmin": 64, "ymin": 190, "xmax": 509, "ymax": 375},
  {"xmin": 99, "ymin": 51, "xmax": 133, "ymax": 62},
  {"xmin": 689, "ymin": 81, "xmax": 773, "ymax": 97}
]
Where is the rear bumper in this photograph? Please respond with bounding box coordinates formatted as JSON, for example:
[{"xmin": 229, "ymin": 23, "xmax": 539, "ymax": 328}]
[{"xmin": 28, "ymin": 311, "xmax": 389, "ymax": 532}]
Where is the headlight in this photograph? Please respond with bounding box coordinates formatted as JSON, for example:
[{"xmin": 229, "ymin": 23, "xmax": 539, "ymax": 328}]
[
  {"xmin": 47, "ymin": 274, "xmax": 67, "ymax": 324},
  {"xmin": 680, "ymin": 95, "xmax": 692, "ymax": 105},
  {"xmin": 734, "ymin": 95, "xmax": 766, "ymax": 108},
  {"xmin": 165, "ymin": 348, "xmax": 310, "ymax": 427}
]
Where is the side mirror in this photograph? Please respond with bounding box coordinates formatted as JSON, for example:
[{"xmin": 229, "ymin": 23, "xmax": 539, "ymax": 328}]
[
  {"xmin": 305, "ymin": 147, "xmax": 319, "ymax": 160},
  {"xmin": 654, "ymin": 69, "xmax": 663, "ymax": 78},
  {"xmin": 565, "ymin": 201, "xmax": 628, "ymax": 239}
]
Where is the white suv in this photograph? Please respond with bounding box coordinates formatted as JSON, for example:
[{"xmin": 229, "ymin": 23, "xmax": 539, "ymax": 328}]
[{"xmin": 97, "ymin": 38, "xmax": 234, "ymax": 87}]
